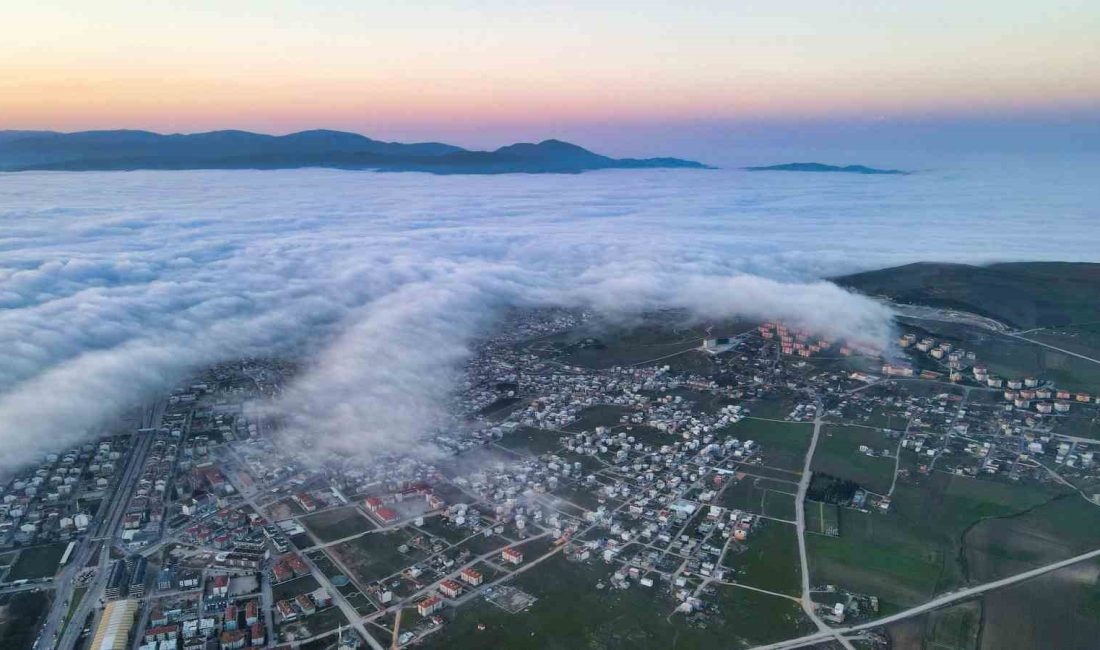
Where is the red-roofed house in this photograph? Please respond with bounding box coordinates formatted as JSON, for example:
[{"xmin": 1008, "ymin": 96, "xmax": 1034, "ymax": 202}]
[{"xmin": 417, "ymin": 595, "xmax": 443, "ymax": 616}]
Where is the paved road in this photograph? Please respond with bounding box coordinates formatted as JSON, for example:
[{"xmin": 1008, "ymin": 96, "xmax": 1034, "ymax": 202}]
[
  {"xmin": 1006, "ymin": 333, "xmax": 1100, "ymax": 366},
  {"xmin": 792, "ymin": 404, "xmax": 853, "ymax": 650},
  {"xmin": 889, "ymin": 303, "xmax": 1011, "ymax": 333},
  {"xmin": 751, "ymin": 546, "xmax": 1100, "ymax": 650},
  {"xmin": 53, "ymin": 402, "xmax": 161, "ymax": 650}
]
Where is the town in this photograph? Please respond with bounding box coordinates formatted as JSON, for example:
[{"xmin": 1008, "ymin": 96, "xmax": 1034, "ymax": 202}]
[{"xmin": 3, "ymin": 306, "xmax": 1099, "ymax": 650}]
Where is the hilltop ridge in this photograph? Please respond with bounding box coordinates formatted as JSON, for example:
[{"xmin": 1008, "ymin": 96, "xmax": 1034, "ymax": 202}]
[{"xmin": 0, "ymin": 129, "xmax": 709, "ymax": 174}]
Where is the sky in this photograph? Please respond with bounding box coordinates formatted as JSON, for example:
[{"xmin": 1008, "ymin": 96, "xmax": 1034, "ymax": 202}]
[
  {"xmin": 2, "ymin": 1, "xmax": 1099, "ymax": 157},
  {"xmin": 1, "ymin": 164, "xmax": 1098, "ymax": 471}
]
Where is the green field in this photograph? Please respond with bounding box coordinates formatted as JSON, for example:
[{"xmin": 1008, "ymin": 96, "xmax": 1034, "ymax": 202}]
[
  {"xmin": 726, "ymin": 521, "xmax": 802, "ymax": 596},
  {"xmin": 811, "ymin": 425, "xmax": 897, "ymax": 495},
  {"xmin": 497, "ymin": 426, "xmax": 565, "ymax": 455},
  {"xmin": 805, "ymin": 501, "xmax": 840, "ymax": 536},
  {"xmin": 808, "ymin": 506, "xmax": 947, "ymax": 609},
  {"xmin": 1027, "ymin": 323, "xmax": 1100, "ymax": 360},
  {"xmin": 5, "ymin": 543, "xmax": 67, "ymax": 581},
  {"xmin": 723, "ymin": 418, "xmax": 813, "ymax": 472},
  {"xmin": 962, "ymin": 493, "xmax": 1100, "ymax": 583},
  {"xmin": 741, "ymin": 395, "xmax": 803, "ymax": 421},
  {"xmin": 548, "ymin": 321, "xmax": 708, "ymax": 370},
  {"xmin": 761, "ymin": 490, "xmax": 797, "ymax": 521},
  {"xmin": 719, "ymin": 477, "xmax": 768, "ymax": 514},
  {"xmin": 921, "ymin": 601, "xmax": 982, "ymax": 650},
  {"xmin": 423, "ymin": 554, "xmax": 812, "ymax": 649},
  {"xmin": 836, "ymin": 262, "xmax": 1100, "ymax": 329},
  {"xmin": 329, "ymin": 529, "xmax": 429, "ymax": 584},
  {"xmin": 272, "ymin": 575, "xmax": 322, "ymax": 601},
  {"xmin": 277, "ymin": 605, "xmax": 349, "ymax": 643},
  {"xmin": 301, "ymin": 506, "xmax": 375, "ymax": 543},
  {"xmin": 564, "ymin": 405, "xmax": 631, "ymax": 433},
  {"xmin": 808, "ymin": 473, "xmax": 1065, "ymax": 610},
  {"xmin": 0, "ymin": 590, "xmax": 52, "ymax": 649}
]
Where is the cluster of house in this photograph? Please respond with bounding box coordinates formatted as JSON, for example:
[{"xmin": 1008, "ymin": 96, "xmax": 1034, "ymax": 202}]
[
  {"xmin": 415, "ymin": 566, "xmax": 486, "ymax": 617},
  {"xmin": 0, "ymin": 437, "xmax": 122, "ymax": 548},
  {"xmin": 457, "ymin": 309, "xmax": 586, "ymax": 417},
  {"xmin": 758, "ymin": 322, "xmax": 852, "ymax": 358},
  {"xmin": 120, "ymin": 401, "xmax": 202, "ymax": 549},
  {"xmin": 363, "ymin": 482, "xmax": 445, "ymax": 525},
  {"xmin": 132, "ymin": 596, "xmax": 217, "ymax": 650},
  {"xmin": 270, "ymin": 552, "xmax": 310, "ymax": 583},
  {"xmin": 179, "ymin": 506, "xmax": 267, "ymax": 556},
  {"xmin": 275, "ymin": 586, "xmax": 333, "ymax": 623},
  {"xmin": 140, "ymin": 598, "xmax": 267, "ymax": 650}
]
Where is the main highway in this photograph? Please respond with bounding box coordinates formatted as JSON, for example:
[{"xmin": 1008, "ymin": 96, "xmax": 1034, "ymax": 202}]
[{"xmin": 43, "ymin": 400, "xmax": 164, "ymax": 650}]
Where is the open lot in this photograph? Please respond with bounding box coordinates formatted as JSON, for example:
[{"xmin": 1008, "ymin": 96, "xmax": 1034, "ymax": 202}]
[
  {"xmin": 962, "ymin": 493, "xmax": 1100, "ymax": 583},
  {"xmin": 277, "ymin": 605, "xmax": 348, "ymax": 644},
  {"xmin": 812, "ymin": 425, "xmax": 898, "ymax": 495},
  {"xmin": 808, "ymin": 473, "xmax": 1065, "ymax": 611},
  {"xmin": 726, "ymin": 520, "xmax": 802, "ymax": 596},
  {"xmin": 497, "ymin": 426, "xmax": 565, "ymax": 455},
  {"xmin": 564, "ymin": 405, "xmax": 631, "ymax": 433},
  {"xmin": 761, "ymin": 489, "xmax": 797, "ymax": 521},
  {"xmin": 329, "ymin": 529, "xmax": 430, "ymax": 585},
  {"xmin": 0, "ymin": 590, "xmax": 52, "ymax": 649},
  {"xmin": 423, "ymin": 553, "xmax": 813, "ymax": 649},
  {"xmin": 300, "ymin": 506, "xmax": 374, "ymax": 543},
  {"xmin": 272, "ymin": 575, "xmax": 322, "ymax": 602},
  {"xmin": 979, "ymin": 559, "xmax": 1100, "ymax": 650},
  {"xmin": 5, "ymin": 543, "xmax": 67, "ymax": 581},
  {"xmin": 723, "ymin": 418, "xmax": 813, "ymax": 473}
]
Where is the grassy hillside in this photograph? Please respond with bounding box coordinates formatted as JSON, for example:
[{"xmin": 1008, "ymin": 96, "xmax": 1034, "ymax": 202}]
[{"xmin": 835, "ymin": 262, "xmax": 1100, "ymax": 329}]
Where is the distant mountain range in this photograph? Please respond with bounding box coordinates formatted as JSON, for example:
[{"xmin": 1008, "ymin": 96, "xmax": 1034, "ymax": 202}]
[
  {"xmin": 746, "ymin": 162, "xmax": 908, "ymax": 175},
  {"xmin": 0, "ymin": 129, "xmax": 709, "ymax": 174}
]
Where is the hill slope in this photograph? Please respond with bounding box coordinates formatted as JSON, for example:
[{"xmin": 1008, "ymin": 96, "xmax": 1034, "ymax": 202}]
[
  {"xmin": 835, "ymin": 262, "xmax": 1100, "ymax": 329},
  {"xmin": 746, "ymin": 162, "xmax": 908, "ymax": 175},
  {"xmin": 0, "ymin": 130, "xmax": 708, "ymax": 174}
]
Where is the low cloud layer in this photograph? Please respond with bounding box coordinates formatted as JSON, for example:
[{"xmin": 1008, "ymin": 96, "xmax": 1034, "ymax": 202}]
[{"xmin": 1, "ymin": 166, "xmax": 1095, "ymax": 472}]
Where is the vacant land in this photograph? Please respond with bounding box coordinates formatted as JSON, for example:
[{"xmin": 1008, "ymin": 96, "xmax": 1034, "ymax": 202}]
[
  {"xmin": 330, "ymin": 530, "xmax": 429, "ymax": 585},
  {"xmin": 805, "ymin": 501, "xmax": 840, "ymax": 537},
  {"xmin": 808, "ymin": 507, "xmax": 946, "ymax": 610},
  {"xmin": 761, "ymin": 489, "xmax": 797, "ymax": 521},
  {"xmin": 0, "ymin": 590, "xmax": 52, "ymax": 649},
  {"xmin": 272, "ymin": 575, "xmax": 321, "ymax": 602},
  {"xmin": 301, "ymin": 506, "xmax": 374, "ymax": 543},
  {"xmin": 1026, "ymin": 322, "xmax": 1100, "ymax": 358},
  {"xmin": 497, "ymin": 426, "xmax": 564, "ymax": 455},
  {"xmin": 6, "ymin": 543, "xmax": 67, "ymax": 581},
  {"xmin": 923, "ymin": 601, "xmax": 982, "ymax": 650},
  {"xmin": 808, "ymin": 473, "xmax": 1064, "ymax": 610},
  {"xmin": 724, "ymin": 418, "xmax": 813, "ymax": 473},
  {"xmin": 812, "ymin": 425, "xmax": 897, "ymax": 495},
  {"xmin": 564, "ymin": 405, "xmax": 631, "ymax": 433},
  {"xmin": 277, "ymin": 605, "xmax": 348, "ymax": 644},
  {"xmin": 549, "ymin": 321, "xmax": 708, "ymax": 370},
  {"xmin": 963, "ymin": 493, "xmax": 1100, "ymax": 583},
  {"xmin": 979, "ymin": 560, "xmax": 1100, "ymax": 650},
  {"xmin": 424, "ymin": 554, "xmax": 812, "ymax": 649},
  {"xmin": 726, "ymin": 520, "xmax": 802, "ymax": 596},
  {"xmin": 720, "ymin": 474, "xmax": 799, "ymax": 523}
]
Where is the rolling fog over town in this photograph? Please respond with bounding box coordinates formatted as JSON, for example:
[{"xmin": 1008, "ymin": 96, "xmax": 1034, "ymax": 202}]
[{"xmin": 2, "ymin": 161, "xmax": 1099, "ymax": 470}]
